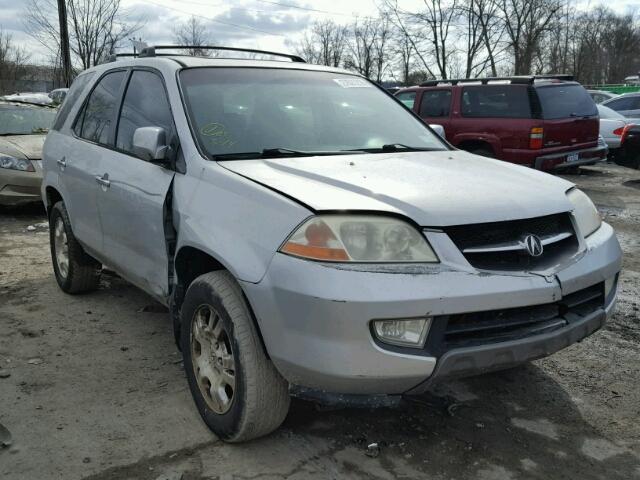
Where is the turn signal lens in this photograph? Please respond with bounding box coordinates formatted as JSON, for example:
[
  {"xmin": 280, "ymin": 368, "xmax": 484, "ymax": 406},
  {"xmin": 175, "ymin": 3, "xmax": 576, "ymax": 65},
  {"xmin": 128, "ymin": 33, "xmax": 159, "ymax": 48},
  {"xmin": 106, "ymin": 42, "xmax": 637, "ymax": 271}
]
[
  {"xmin": 280, "ymin": 215, "xmax": 439, "ymax": 263},
  {"xmin": 373, "ymin": 318, "xmax": 431, "ymax": 348},
  {"xmin": 567, "ymin": 188, "xmax": 601, "ymax": 237}
]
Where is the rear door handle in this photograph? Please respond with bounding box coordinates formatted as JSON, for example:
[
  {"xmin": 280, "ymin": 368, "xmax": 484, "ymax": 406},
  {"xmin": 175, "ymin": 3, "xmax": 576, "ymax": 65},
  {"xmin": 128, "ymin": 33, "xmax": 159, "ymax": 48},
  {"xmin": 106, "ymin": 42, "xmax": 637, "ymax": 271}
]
[
  {"xmin": 56, "ymin": 157, "xmax": 66, "ymax": 169},
  {"xmin": 95, "ymin": 174, "xmax": 110, "ymax": 189}
]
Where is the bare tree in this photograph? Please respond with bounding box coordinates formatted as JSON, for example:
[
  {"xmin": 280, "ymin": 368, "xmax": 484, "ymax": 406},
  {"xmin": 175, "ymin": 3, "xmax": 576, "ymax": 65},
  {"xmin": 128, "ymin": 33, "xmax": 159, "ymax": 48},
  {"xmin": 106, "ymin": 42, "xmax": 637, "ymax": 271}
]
[
  {"xmin": 345, "ymin": 17, "xmax": 379, "ymax": 79},
  {"xmin": 461, "ymin": 0, "xmax": 504, "ymax": 76},
  {"xmin": 174, "ymin": 16, "xmax": 215, "ymax": 57},
  {"xmin": 392, "ymin": 28, "xmax": 415, "ymax": 85},
  {"xmin": 297, "ymin": 20, "xmax": 348, "ymax": 67},
  {"xmin": 24, "ymin": 0, "xmax": 143, "ymax": 70},
  {"xmin": 0, "ymin": 29, "xmax": 30, "ymax": 94},
  {"xmin": 497, "ymin": 0, "xmax": 562, "ymax": 75}
]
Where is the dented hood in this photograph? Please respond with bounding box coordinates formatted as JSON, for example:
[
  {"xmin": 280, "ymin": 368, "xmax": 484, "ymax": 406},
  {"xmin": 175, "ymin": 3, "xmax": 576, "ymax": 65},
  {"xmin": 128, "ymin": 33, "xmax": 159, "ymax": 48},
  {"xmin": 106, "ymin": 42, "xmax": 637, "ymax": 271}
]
[{"xmin": 221, "ymin": 150, "xmax": 575, "ymax": 227}]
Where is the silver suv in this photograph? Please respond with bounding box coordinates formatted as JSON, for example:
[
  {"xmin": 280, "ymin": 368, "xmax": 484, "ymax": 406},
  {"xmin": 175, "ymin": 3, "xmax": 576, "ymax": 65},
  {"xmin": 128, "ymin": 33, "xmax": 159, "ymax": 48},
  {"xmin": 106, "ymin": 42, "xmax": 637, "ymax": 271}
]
[{"xmin": 41, "ymin": 47, "xmax": 622, "ymax": 442}]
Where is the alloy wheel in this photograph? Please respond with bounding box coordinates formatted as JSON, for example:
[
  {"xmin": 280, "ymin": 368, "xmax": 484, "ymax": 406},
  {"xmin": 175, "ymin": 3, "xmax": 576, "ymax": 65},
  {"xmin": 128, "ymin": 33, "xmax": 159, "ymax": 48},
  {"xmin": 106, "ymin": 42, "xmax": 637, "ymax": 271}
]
[{"xmin": 191, "ymin": 304, "xmax": 236, "ymax": 414}]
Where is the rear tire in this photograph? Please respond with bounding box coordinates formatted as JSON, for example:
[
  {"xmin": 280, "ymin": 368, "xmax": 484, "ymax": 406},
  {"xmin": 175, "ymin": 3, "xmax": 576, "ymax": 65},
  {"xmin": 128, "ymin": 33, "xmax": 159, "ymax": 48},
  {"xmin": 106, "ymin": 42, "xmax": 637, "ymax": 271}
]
[
  {"xmin": 181, "ymin": 271, "xmax": 290, "ymax": 442},
  {"xmin": 49, "ymin": 201, "xmax": 101, "ymax": 294}
]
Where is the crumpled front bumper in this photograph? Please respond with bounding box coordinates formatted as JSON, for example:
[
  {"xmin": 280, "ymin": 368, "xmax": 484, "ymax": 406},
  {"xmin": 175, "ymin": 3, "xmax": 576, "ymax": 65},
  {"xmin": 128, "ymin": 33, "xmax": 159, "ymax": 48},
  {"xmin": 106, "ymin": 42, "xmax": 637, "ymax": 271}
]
[{"xmin": 241, "ymin": 222, "xmax": 622, "ymax": 395}]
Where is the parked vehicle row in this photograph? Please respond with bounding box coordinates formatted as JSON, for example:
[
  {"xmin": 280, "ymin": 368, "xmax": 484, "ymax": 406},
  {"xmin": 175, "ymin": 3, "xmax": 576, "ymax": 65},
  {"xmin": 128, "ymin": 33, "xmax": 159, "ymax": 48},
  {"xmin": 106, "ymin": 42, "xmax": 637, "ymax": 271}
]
[{"xmin": 38, "ymin": 47, "xmax": 621, "ymax": 442}]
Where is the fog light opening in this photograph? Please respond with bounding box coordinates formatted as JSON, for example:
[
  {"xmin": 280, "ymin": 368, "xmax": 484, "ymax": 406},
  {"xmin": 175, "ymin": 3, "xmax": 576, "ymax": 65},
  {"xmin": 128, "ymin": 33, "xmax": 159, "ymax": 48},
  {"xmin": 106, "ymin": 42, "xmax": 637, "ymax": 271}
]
[{"xmin": 372, "ymin": 317, "xmax": 431, "ymax": 348}]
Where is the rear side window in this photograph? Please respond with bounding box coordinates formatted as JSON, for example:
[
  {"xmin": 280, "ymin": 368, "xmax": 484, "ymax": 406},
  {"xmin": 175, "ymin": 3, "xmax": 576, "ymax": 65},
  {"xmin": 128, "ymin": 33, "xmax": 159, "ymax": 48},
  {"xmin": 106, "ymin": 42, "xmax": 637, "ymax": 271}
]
[
  {"xmin": 605, "ymin": 96, "xmax": 640, "ymax": 111},
  {"xmin": 75, "ymin": 70, "xmax": 126, "ymax": 145},
  {"xmin": 462, "ymin": 86, "xmax": 531, "ymax": 118},
  {"xmin": 396, "ymin": 92, "xmax": 416, "ymax": 109},
  {"xmin": 536, "ymin": 84, "xmax": 597, "ymax": 119},
  {"xmin": 116, "ymin": 70, "xmax": 174, "ymax": 156},
  {"xmin": 419, "ymin": 90, "xmax": 451, "ymax": 117},
  {"xmin": 51, "ymin": 73, "xmax": 94, "ymax": 131}
]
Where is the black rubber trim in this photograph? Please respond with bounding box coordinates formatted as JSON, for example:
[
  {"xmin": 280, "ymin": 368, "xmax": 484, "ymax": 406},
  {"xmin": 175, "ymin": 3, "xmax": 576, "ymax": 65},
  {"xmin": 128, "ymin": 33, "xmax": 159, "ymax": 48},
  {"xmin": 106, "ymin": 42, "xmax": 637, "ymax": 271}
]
[{"xmin": 405, "ymin": 306, "xmax": 607, "ymax": 394}]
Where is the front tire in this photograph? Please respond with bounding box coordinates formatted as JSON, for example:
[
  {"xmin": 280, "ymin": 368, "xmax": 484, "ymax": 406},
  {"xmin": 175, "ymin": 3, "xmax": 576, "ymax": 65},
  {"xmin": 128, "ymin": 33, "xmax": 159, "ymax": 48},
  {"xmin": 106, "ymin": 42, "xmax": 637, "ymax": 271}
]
[
  {"xmin": 49, "ymin": 201, "xmax": 101, "ymax": 294},
  {"xmin": 181, "ymin": 271, "xmax": 290, "ymax": 442}
]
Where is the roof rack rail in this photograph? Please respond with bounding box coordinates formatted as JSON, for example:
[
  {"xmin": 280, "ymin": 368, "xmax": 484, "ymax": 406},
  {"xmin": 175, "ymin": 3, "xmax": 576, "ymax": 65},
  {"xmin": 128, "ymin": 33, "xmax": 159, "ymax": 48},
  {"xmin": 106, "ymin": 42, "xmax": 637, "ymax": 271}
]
[
  {"xmin": 420, "ymin": 74, "xmax": 574, "ymax": 87},
  {"xmin": 135, "ymin": 45, "xmax": 306, "ymax": 63}
]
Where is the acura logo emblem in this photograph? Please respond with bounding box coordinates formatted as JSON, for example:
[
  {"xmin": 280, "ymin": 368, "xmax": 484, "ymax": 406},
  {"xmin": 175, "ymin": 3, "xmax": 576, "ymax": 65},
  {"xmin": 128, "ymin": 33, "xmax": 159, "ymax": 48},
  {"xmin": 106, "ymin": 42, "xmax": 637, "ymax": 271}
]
[{"xmin": 523, "ymin": 234, "xmax": 543, "ymax": 257}]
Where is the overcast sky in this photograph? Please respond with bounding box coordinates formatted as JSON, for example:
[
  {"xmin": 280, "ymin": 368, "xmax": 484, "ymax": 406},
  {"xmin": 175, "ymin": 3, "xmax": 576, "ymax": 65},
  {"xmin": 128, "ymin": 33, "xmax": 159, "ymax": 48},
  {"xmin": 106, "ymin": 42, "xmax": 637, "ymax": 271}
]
[{"xmin": 1, "ymin": 0, "xmax": 639, "ymax": 65}]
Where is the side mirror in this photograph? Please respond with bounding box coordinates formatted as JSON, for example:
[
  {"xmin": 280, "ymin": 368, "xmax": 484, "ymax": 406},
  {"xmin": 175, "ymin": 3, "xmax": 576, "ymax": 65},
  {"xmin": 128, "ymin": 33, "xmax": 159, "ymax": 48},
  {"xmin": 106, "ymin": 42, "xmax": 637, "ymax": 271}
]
[
  {"xmin": 132, "ymin": 126, "xmax": 170, "ymax": 163},
  {"xmin": 429, "ymin": 124, "xmax": 446, "ymax": 139}
]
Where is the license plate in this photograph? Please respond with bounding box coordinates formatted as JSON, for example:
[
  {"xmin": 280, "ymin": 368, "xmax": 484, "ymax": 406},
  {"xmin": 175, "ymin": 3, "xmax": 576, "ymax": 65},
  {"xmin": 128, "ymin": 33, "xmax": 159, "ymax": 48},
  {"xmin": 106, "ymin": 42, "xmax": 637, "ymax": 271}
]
[{"xmin": 567, "ymin": 153, "xmax": 580, "ymax": 163}]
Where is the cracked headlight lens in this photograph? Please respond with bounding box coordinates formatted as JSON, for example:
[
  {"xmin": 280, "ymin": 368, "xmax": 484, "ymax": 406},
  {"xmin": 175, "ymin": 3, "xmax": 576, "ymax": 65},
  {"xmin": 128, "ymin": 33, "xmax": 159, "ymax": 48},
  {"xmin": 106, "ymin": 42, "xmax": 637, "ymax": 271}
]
[
  {"xmin": 280, "ymin": 215, "xmax": 438, "ymax": 263},
  {"xmin": 567, "ymin": 188, "xmax": 601, "ymax": 238},
  {"xmin": 0, "ymin": 154, "xmax": 35, "ymax": 172}
]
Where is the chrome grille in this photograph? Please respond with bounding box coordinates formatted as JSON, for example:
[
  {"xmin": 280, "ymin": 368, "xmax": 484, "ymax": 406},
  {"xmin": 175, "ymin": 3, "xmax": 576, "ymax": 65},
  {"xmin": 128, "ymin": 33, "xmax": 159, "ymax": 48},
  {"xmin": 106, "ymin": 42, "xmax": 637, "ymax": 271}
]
[{"xmin": 444, "ymin": 213, "xmax": 579, "ymax": 271}]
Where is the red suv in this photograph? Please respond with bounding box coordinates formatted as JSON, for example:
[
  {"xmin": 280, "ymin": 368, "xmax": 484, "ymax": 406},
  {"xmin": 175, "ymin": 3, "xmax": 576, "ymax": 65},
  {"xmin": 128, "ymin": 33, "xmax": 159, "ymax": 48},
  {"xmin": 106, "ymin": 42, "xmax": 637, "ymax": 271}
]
[{"xmin": 396, "ymin": 75, "xmax": 607, "ymax": 171}]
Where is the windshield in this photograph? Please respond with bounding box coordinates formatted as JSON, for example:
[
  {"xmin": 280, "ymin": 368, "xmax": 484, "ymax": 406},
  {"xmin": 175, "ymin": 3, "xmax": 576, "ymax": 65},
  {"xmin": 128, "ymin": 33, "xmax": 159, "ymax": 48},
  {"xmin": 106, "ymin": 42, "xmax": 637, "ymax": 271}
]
[
  {"xmin": 179, "ymin": 68, "xmax": 446, "ymax": 158},
  {"xmin": 597, "ymin": 104, "xmax": 626, "ymax": 120},
  {"xmin": 536, "ymin": 84, "xmax": 597, "ymax": 120},
  {"xmin": 0, "ymin": 104, "xmax": 58, "ymax": 135}
]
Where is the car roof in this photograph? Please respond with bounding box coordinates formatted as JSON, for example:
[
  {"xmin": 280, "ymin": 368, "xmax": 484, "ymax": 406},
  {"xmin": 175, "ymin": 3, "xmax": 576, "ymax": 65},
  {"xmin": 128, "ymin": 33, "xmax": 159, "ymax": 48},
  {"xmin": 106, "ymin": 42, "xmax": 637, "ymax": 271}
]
[{"xmin": 85, "ymin": 56, "xmax": 358, "ymax": 77}]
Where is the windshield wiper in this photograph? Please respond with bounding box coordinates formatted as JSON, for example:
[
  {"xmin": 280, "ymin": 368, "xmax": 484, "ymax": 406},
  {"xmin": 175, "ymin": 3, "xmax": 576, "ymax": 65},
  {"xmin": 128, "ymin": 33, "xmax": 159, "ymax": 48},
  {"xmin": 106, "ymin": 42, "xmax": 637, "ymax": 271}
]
[
  {"xmin": 213, "ymin": 147, "xmax": 360, "ymax": 161},
  {"xmin": 343, "ymin": 144, "xmax": 441, "ymax": 153}
]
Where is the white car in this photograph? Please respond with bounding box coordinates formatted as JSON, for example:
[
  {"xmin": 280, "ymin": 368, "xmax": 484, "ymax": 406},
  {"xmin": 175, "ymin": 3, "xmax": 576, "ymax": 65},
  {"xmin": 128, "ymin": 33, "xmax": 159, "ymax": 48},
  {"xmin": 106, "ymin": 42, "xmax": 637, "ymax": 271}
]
[{"xmin": 598, "ymin": 104, "xmax": 640, "ymax": 168}]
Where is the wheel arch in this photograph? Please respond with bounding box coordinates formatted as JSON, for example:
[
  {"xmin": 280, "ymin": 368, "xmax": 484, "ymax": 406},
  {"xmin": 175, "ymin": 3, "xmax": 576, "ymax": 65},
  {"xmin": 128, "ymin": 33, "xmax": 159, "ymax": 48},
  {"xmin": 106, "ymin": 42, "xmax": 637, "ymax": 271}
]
[
  {"xmin": 172, "ymin": 245, "xmax": 270, "ymax": 356},
  {"xmin": 44, "ymin": 186, "xmax": 64, "ymax": 214},
  {"xmin": 457, "ymin": 139, "xmax": 497, "ymax": 156}
]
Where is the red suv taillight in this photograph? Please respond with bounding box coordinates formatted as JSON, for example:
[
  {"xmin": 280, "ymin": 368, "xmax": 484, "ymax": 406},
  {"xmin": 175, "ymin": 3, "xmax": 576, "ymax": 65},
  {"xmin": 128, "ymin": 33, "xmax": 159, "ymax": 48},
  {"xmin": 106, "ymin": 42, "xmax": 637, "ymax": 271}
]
[{"xmin": 529, "ymin": 127, "xmax": 544, "ymax": 149}]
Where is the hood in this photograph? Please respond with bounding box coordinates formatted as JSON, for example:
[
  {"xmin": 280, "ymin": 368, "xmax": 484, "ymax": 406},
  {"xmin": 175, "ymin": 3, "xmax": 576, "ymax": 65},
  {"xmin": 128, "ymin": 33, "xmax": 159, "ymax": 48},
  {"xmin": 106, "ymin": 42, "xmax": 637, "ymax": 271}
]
[
  {"xmin": 0, "ymin": 135, "xmax": 46, "ymax": 160},
  {"xmin": 221, "ymin": 150, "xmax": 575, "ymax": 227}
]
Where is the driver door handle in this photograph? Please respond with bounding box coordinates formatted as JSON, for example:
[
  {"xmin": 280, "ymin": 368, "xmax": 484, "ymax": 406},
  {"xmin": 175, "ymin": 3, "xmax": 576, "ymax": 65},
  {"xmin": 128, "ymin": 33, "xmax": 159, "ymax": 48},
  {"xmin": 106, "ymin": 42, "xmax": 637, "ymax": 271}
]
[{"xmin": 95, "ymin": 174, "xmax": 110, "ymax": 188}]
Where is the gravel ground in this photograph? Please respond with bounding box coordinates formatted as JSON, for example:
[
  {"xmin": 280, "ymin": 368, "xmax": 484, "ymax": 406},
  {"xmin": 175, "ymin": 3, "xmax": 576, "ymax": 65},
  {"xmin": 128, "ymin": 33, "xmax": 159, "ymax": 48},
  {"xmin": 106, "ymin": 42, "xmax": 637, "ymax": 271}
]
[{"xmin": 0, "ymin": 163, "xmax": 639, "ymax": 480}]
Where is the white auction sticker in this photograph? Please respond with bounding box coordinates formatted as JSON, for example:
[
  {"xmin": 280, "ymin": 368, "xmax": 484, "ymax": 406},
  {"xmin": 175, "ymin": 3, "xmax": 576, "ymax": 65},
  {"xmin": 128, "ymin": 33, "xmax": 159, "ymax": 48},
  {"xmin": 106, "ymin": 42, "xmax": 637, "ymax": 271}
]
[{"xmin": 333, "ymin": 78, "xmax": 371, "ymax": 88}]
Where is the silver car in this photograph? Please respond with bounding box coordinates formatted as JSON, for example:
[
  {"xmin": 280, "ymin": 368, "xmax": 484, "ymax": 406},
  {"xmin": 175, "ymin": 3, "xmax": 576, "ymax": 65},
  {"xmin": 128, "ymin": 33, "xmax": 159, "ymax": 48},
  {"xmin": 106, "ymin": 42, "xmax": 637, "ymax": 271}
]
[
  {"xmin": 602, "ymin": 92, "xmax": 640, "ymax": 118},
  {"xmin": 41, "ymin": 48, "xmax": 622, "ymax": 442},
  {"xmin": 598, "ymin": 104, "xmax": 640, "ymax": 168}
]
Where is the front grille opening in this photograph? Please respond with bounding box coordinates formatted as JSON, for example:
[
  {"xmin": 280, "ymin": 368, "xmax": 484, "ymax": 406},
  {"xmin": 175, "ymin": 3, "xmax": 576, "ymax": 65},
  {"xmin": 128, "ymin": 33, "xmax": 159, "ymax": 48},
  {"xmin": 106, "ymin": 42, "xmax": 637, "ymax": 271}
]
[
  {"xmin": 444, "ymin": 213, "xmax": 579, "ymax": 271},
  {"xmin": 426, "ymin": 283, "xmax": 604, "ymax": 354}
]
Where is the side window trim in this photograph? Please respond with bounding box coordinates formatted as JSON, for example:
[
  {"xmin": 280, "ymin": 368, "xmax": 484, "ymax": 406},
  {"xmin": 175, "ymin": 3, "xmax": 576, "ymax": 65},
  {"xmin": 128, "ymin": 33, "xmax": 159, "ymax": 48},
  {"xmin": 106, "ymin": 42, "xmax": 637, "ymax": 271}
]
[
  {"xmin": 113, "ymin": 67, "xmax": 179, "ymax": 163},
  {"xmin": 71, "ymin": 68, "xmax": 129, "ymax": 147}
]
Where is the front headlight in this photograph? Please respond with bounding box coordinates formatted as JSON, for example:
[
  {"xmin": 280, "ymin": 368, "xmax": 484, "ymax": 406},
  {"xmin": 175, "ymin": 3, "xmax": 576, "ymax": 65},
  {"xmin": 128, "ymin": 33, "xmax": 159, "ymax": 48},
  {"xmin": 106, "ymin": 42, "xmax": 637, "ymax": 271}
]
[
  {"xmin": 280, "ymin": 215, "xmax": 439, "ymax": 263},
  {"xmin": 0, "ymin": 154, "xmax": 35, "ymax": 172},
  {"xmin": 567, "ymin": 188, "xmax": 601, "ymax": 238}
]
